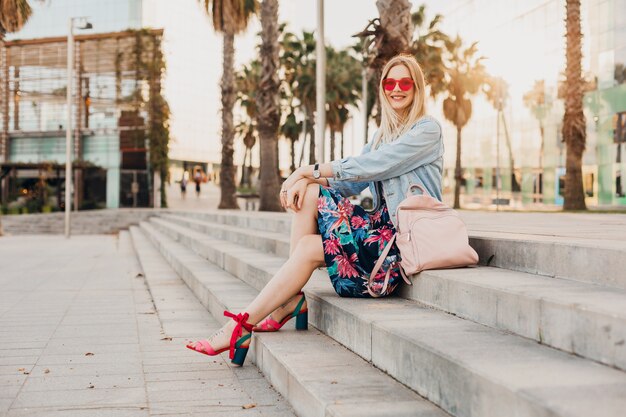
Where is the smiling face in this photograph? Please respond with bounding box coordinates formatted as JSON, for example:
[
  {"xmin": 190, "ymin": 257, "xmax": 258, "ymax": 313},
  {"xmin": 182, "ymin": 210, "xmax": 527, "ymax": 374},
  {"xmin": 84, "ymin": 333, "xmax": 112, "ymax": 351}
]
[{"xmin": 383, "ymin": 64, "xmax": 415, "ymax": 114}]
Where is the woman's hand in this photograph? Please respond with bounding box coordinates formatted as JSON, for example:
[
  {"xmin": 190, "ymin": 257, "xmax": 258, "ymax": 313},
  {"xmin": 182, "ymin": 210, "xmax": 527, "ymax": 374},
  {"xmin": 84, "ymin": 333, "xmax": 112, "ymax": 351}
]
[
  {"xmin": 281, "ymin": 167, "xmax": 305, "ymax": 194},
  {"xmin": 281, "ymin": 178, "xmax": 309, "ymax": 212}
]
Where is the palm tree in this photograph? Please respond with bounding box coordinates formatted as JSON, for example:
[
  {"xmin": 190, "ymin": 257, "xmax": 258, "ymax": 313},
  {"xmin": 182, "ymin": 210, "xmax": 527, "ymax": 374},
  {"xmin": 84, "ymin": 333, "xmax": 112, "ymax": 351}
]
[
  {"xmin": 235, "ymin": 60, "xmax": 260, "ymax": 188},
  {"xmin": 279, "ymin": 110, "xmax": 301, "ymax": 173},
  {"xmin": 0, "ymin": 0, "xmax": 32, "ymax": 236},
  {"xmin": 199, "ymin": 0, "xmax": 257, "ymax": 209},
  {"xmin": 562, "ymin": 0, "xmax": 587, "ymax": 210},
  {"xmin": 354, "ymin": 4, "xmax": 448, "ymax": 128},
  {"xmin": 0, "ymin": 0, "xmax": 31, "ymax": 39},
  {"xmin": 484, "ymin": 76, "xmax": 520, "ymax": 193},
  {"xmin": 326, "ymin": 47, "xmax": 361, "ymax": 160},
  {"xmin": 256, "ymin": 0, "xmax": 282, "ymax": 211},
  {"xmin": 353, "ymin": 0, "xmax": 413, "ymax": 125},
  {"xmin": 235, "ymin": 122, "xmax": 256, "ymax": 188},
  {"xmin": 410, "ymin": 5, "xmax": 448, "ymax": 98},
  {"xmin": 523, "ymin": 80, "xmax": 552, "ymax": 177},
  {"xmin": 442, "ymin": 36, "xmax": 488, "ymax": 209},
  {"xmin": 281, "ymin": 30, "xmax": 316, "ymax": 164}
]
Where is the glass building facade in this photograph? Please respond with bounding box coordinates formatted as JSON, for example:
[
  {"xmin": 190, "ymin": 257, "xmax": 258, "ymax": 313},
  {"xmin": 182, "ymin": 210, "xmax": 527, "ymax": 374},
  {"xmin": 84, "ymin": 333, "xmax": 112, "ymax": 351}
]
[
  {"xmin": 2, "ymin": 0, "xmax": 220, "ymax": 211},
  {"xmin": 431, "ymin": 0, "xmax": 626, "ymax": 208},
  {"xmin": 1, "ymin": 0, "xmax": 154, "ymax": 210}
]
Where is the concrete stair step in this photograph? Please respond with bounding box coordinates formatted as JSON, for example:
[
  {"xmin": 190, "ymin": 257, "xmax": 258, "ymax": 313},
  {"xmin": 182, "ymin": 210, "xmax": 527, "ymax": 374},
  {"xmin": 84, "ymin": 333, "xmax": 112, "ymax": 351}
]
[
  {"xmin": 168, "ymin": 209, "xmax": 626, "ymax": 289},
  {"xmin": 470, "ymin": 232, "xmax": 626, "ymax": 290},
  {"xmin": 159, "ymin": 213, "xmax": 626, "ymax": 371},
  {"xmin": 169, "ymin": 209, "xmax": 291, "ymax": 234},
  {"xmin": 135, "ymin": 222, "xmax": 448, "ymax": 417},
  {"xmin": 148, "ymin": 216, "xmax": 626, "ymax": 417},
  {"xmin": 161, "ymin": 213, "xmax": 290, "ymax": 258},
  {"xmin": 399, "ymin": 266, "xmax": 626, "ymax": 371}
]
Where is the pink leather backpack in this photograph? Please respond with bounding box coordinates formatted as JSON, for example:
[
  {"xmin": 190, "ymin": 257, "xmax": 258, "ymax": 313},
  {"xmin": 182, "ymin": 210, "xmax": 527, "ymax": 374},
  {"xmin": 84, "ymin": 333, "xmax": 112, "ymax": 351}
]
[{"xmin": 367, "ymin": 184, "xmax": 478, "ymax": 297}]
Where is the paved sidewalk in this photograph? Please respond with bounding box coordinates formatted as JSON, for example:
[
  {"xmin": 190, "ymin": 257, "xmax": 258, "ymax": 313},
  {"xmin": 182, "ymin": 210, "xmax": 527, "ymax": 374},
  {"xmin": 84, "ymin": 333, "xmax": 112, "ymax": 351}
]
[{"xmin": 0, "ymin": 233, "xmax": 294, "ymax": 417}]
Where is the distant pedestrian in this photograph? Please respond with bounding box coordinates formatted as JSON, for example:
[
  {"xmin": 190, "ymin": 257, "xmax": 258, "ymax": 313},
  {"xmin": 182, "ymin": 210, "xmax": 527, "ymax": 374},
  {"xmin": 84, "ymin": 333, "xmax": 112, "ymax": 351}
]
[
  {"xmin": 180, "ymin": 174, "xmax": 188, "ymax": 200},
  {"xmin": 194, "ymin": 171, "xmax": 202, "ymax": 197}
]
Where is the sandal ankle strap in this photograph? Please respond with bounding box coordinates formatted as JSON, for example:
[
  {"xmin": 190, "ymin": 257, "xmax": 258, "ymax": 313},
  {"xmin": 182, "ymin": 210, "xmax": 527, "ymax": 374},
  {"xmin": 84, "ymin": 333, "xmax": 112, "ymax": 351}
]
[{"xmin": 223, "ymin": 311, "xmax": 253, "ymax": 360}]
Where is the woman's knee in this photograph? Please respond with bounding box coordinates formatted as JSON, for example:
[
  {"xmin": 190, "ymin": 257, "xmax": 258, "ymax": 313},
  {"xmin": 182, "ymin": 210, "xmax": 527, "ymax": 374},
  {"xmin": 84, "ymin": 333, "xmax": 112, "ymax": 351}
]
[
  {"xmin": 302, "ymin": 183, "xmax": 320, "ymax": 210},
  {"xmin": 293, "ymin": 234, "xmax": 325, "ymax": 265}
]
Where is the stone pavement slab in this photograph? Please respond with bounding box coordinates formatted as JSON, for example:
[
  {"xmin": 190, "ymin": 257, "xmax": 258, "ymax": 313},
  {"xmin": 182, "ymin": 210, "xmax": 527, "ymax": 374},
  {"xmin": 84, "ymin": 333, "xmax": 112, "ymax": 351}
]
[{"xmin": 0, "ymin": 233, "xmax": 294, "ymax": 417}]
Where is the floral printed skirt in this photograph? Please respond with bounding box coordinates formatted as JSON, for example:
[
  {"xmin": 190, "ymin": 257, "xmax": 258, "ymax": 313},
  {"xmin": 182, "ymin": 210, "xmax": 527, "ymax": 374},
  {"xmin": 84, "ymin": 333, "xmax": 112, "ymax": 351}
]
[{"xmin": 316, "ymin": 185, "xmax": 402, "ymax": 298}]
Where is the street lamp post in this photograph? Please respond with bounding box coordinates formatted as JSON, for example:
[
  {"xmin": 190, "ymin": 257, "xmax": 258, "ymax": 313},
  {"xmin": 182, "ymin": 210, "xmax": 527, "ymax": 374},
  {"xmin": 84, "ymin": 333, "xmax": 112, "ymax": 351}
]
[
  {"xmin": 315, "ymin": 0, "xmax": 325, "ymax": 163},
  {"xmin": 65, "ymin": 17, "xmax": 92, "ymax": 238}
]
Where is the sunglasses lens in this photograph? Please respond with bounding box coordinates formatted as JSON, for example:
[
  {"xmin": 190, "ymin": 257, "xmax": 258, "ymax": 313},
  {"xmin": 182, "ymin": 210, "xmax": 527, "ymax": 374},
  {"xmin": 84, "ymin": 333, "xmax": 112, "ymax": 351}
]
[
  {"xmin": 399, "ymin": 79, "xmax": 414, "ymax": 91},
  {"xmin": 382, "ymin": 79, "xmax": 395, "ymax": 91},
  {"xmin": 383, "ymin": 78, "xmax": 414, "ymax": 91}
]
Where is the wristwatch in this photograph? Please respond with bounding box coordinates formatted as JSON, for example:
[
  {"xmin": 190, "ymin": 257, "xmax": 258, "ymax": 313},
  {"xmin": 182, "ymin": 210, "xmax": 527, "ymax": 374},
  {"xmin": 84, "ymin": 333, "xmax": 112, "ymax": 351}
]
[{"xmin": 313, "ymin": 163, "xmax": 321, "ymax": 179}]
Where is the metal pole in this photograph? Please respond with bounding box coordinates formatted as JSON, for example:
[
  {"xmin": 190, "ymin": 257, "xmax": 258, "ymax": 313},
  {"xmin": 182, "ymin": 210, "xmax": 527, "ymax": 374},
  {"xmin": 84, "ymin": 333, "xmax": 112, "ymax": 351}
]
[
  {"xmin": 496, "ymin": 107, "xmax": 501, "ymax": 212},
  {"xmin": 315, "ymin": 0, "xmax": 325, "ymax": 163},
  {"xmin": 65, "ymin": 18, "xmax": 73, "ymax": 238},
  {"xmin": 361, "ymin": 66, "xmax": 368, "ymax": 147}
]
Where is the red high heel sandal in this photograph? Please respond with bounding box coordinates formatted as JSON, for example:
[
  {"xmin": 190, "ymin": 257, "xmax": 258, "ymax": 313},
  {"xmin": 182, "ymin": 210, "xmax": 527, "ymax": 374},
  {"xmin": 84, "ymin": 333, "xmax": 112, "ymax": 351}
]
[
  {"xmin": 186, "ymin": 311, "xmax": 254, "ymax": 366},
  {"xmin": 253, "ymin": 292, "xmax": 308, "ymax": 332}
]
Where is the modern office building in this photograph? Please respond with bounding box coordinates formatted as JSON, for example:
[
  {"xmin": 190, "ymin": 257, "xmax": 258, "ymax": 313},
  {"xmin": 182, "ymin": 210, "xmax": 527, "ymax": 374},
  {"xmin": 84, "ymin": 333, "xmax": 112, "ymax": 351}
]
[
  {"xmin": 1, "ymin": 0, "xmax": 220, "ymax": 212},
  {"xmin": 430, "ymin": 0, "xmax": 626, "ymax": 208}
]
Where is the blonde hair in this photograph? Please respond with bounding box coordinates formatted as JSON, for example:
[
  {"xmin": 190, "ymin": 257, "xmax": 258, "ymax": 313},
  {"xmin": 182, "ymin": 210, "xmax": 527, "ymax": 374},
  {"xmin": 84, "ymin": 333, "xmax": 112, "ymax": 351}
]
[{"xmin": 373, "ymin": 54, "xmax": 427, "ymax": 148}]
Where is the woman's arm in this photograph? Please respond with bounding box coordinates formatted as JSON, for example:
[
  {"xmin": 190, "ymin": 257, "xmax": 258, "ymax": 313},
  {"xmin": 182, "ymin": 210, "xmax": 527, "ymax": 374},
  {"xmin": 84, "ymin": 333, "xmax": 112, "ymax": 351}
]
[
  {"xmin": 332, "ymin": 118, "xmax": 443, "ymax": 182},
  {"xmin": 282, "ymin": 141, "xmax": 373, "ymax": 195}
]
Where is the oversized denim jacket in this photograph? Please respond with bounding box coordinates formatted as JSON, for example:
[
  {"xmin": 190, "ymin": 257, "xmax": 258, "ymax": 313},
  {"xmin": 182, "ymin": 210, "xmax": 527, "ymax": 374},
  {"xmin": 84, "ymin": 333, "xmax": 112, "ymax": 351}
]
[{"xmin": 328, "ymin": 115, "xmax": 444, "ymax": 227}]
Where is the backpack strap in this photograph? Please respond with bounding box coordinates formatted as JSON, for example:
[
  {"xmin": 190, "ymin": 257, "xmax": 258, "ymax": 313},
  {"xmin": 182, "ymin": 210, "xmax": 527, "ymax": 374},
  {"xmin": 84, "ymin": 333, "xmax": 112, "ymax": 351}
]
[{"xmin": 367, "ymin": 234, "xmax": 412, "ymax": 297}]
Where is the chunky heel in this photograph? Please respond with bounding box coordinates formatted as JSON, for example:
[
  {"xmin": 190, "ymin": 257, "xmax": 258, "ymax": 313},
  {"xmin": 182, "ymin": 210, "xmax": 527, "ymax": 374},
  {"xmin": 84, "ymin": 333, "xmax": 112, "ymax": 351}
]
[
  {"xmin": 295, "ymin": 311, "xmax": 308, "ymax": 330},
  {"xmin": 231, "ymin": 346, "xmax": 249, "ymax": 366},
  {"xmin": 254, "ymin": 292, "xmax": 308, "ymax": 333}
]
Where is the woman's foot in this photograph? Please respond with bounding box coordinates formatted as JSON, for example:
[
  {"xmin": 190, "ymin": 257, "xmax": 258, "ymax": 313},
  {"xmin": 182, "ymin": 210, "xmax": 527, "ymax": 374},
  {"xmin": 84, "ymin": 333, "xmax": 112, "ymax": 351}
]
[
  {"xmin": 253, "ymin": 292, "xmax": 308, "ymax": 332},
  {"xmin": 186, "ymin": 311, "xmax": 253, "ymax": 366}
]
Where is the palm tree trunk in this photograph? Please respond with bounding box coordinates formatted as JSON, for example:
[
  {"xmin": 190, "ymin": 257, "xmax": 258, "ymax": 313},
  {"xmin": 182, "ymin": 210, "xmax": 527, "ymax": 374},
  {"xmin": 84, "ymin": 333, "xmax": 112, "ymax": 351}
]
[
  {"xmin": 0, "ymin": 34, "xmax": 5, "ymax": 236},
  {"xmin": 160, "ymin": 166, "xmax": 167, "ymax": 208},
  {"xmin": 454, "ymin": 127, "xmax": 462, "ymax": 209},
  {"xmin": 218, "ymin": 30, "xmax": 239, "ymax": 209},
  {"xmin": 290, "ymin": 139, "xmax": 296, "ymax": 173},
  {"xmin": 500, "ymin": 112, "xmax": 519, "ymax": 192},
  {"xmin": 563, "ymin": 0, "xmax": 587, "ymax": 210},
  {"xmin": 340, "ymin": 128, "xmax": 344, "ymax": 159},
  {"xmin": 539, "ymin": 124, "xmax": 545, "ymax": 172},
  {"xmin": 374, "ymin": 0, "xmax": 413, "ymax": 127},
  {"xmin": 329, "ymin": 129, "xmax": 336, "ymax": 161},
  {"xmin": 307, "ymin": 108, "xmax": 316, "ymax": 164},
  {"xmin": 257, "ymin": 0, "xmax": 282, "ymax": 211},
  {"xmin": 240, "ymin": 148, "xmax": 248, "ymax": 187}
]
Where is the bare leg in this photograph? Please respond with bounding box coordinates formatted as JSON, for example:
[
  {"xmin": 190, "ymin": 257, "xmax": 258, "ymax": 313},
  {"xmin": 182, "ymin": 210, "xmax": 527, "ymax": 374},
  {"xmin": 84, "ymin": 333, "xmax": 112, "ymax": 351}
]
[
  {"xmin": 289, "ymin": 183, "xmax": 320, "ymax": 255},
  {"xmin": 194, "ymin": 234, "xmax": 325, "ymax": 350}
]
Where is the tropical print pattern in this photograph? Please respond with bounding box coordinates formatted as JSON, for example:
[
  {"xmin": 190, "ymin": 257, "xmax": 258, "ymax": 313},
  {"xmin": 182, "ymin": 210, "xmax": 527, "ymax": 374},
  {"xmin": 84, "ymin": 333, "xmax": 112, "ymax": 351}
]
[{"xmin": 317, "ymin": 185, "xmax": 402, "ymax": 297}]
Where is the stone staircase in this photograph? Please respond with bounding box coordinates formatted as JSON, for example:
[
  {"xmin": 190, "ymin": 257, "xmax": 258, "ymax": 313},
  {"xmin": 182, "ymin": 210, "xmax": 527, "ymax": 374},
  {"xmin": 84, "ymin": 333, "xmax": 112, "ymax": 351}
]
[{"xmin": 129, "ymin": 210, "xmax": 626, "ymax": 417}]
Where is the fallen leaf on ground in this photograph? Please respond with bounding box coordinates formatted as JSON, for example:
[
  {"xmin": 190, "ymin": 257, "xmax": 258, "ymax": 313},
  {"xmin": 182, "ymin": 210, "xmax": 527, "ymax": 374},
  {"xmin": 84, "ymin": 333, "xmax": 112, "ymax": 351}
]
[
  {"xmin": 161, "ymin": 337, "xmax": 172, "ymax": 341},
  {"xmin": 17, "ymin": 368, "xmax": 25, "ymax": 372},
  {"xmin": 331, "ymin": 381, "xmax": 338, "ymax": 384},
  {"xmin": 136, "ymin": 273, "xmax": 144, "ymax": 278},
  {"xmin": 44, "ymin": 369, "xmax": 50, "ymax": 374},
  {"xmin": 85, "ymin": 352, "xmax": 94, "ymax": 356},
  {"xmin": 87, "ymin": 384, "xmax": 95, "ymax": 389},
  {"xmin": 242, "ymin": 404, "xmax": 256, "ymax": 409}
]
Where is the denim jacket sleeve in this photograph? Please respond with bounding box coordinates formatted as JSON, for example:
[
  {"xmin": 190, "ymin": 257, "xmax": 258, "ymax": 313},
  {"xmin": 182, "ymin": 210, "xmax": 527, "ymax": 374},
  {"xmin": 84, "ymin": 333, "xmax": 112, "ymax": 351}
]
[
  {"xmin": 327, "ymin": 142, "xmax": 372, "ymax": 197},
  {"xmin": 331, "ymin": 117, "xmax": 443, "ymax": 182}
]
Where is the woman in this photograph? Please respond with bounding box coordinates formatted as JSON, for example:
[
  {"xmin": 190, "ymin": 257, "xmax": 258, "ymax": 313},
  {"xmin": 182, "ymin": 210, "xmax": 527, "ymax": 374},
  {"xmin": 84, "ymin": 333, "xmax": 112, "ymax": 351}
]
[{"xmin": 186, "ymin": 54, "xmax": 444, "ymax": 366}]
